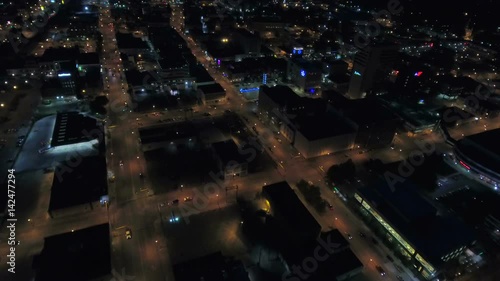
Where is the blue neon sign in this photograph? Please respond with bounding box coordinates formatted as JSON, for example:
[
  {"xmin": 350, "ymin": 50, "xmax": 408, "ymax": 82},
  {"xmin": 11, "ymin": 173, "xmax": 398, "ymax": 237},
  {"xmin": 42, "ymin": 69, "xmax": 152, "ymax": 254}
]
[
  {"xmin": 300, "ymin": 70, "xmax": 306, "ymax": 77},
  {"xmin": 240, "ymin": 87, "xmax": 259, "ymax": 93}
]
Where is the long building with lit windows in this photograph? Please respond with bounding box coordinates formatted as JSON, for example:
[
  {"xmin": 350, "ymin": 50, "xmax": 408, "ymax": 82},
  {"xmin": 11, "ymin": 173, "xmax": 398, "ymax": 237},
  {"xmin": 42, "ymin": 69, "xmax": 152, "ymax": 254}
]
[
  {"xmin": 354, "ymin": 181, "xmax": 476, "ymax": 280},
  {"xmin": 453, "ymin": 128, "xmax": 500, "ymax": 190}
]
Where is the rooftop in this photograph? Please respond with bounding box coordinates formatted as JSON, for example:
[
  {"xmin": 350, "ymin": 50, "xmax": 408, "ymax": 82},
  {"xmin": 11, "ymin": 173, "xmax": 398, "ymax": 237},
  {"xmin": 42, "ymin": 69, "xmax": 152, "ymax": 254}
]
[
  {"xmin": 212, "ymin": 140, "xmax": 247, "ymax": 166},
  {"xmin": 462, "ymin": 128, "xmax": 500, "ymax": 156},
  {"xmin": 198, "ymin": 83, "xmax": 225, "ymax": 94},
  {"xmin": 50, "ymin": 112, "xmax": 102, "ymax": 147},
  {"xmin": 173, "ymin": 252, "xmax": 250, "ymax": 281},
  {"xmin": 139, "ymin": 122, "xmax": 197, "ymax": 145},
  {"xmin": 259, "ymin": 85, "xmax": 298, "ymax": 107},
  {"xmin": 283, "ymin": 235, "xmax": 362, "ymax": 281},
  {"xmin": 456, "ymin": 128, "xmax": 500, "ymax": 176},
  {"xmin": 263, "ymin": 181, "xmax": 321, "ymax": 238},
  {"xmin": 33, "ymin": 224, "xmax": 111, "ymax": 281},
  {"xmin": 49, "ymin": 156, "xmax": 108, "ymax": 211},
  {"xmin": 358, "ymin": 180, "xmax": 476, "ymax": 267},
  {"xmin": 158, "ymin": 56, "xmax": 188, "ymax": 70},
  {"xmin": 290, "ymin": 58, "xmax": 323, "ymax": 72},
  {"xmin": 40, "ymin": 47, "xmax": 80, "ymax": 63},
  {"xmin": 124, "ymin": 69, "xmax": 158, "ymax": 87},
  {"xmin": 116, "ymin": 32, "xmax": 149, "ymax": 50},
  {"xmin": 77, "ymin": 52, "xmax": 100, "ymax": 65},
  {"xmin": 295, "ymin": 113, "xmax": 355, "ymax": 140},
  {"xmin": 190, "ymin": 64, "xmax": 215, "ymax": 83}
]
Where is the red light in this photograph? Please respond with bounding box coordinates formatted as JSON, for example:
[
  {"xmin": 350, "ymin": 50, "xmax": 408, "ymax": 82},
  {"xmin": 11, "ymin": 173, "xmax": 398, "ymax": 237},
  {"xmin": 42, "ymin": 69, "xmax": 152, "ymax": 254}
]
[
  {"xmin": 430, "ymin": 43, "xmax": 434, "ymax": 47},
  {"xmin": 459, "ymin": 161, "xmax": 470, "ymax": 170}
]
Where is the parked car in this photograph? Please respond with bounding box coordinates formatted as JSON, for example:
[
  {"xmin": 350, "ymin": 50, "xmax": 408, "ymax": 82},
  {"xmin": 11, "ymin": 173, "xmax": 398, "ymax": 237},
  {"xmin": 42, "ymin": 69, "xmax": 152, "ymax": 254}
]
[{"xmin": 375, "ymin": 266, "xmax": 386, "ymax": 276}]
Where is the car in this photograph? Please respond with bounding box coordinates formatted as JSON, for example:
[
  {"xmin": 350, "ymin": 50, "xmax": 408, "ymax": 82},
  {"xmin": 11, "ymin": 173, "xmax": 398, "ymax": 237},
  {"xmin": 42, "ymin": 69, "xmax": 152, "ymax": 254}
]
[
  {"xmin": 184, "ymin": 197, "xmax": 193, "ymax": 202},
  {"xmin": 125, "ymin": 229, "xmax": 132, "ymax": 239},
  {"xmin": 139, "ymin": 173, "xmax": 145, "ymax": 179},
  {"xmin": 203, "ymin": 112, "xmax": 211, "ymax": 116},
  {"xmin": 375, "ymin": 266, "xmax": 386, "ymax": 276},
  {"xmin": 169, "ymin": 199, "xmax": 179, "ymax": 205},
  {"xmin": 359, "ymin": 232, "xmax": 366, "ymax": 238},
  {"xmin": 387, "ymin": 255, "xmax": 394, "ymax": 262},
  {"xmin": 328, "ymin": 203, "xmax": 333, "ymax": 210},
  {"xmin": 371, "ymin": 237, "xmax": 379, "ymax": 244},
  {"xmin": 347, "ymin": 233, "xmax": 352, "ymax": 240},
  {"xmin": 119, "ymin": 160, "xmax": 124, "ymax": 166},
  {"xmin": 396, "ymin": 275, "xmax": 404, "ymax": 281}
]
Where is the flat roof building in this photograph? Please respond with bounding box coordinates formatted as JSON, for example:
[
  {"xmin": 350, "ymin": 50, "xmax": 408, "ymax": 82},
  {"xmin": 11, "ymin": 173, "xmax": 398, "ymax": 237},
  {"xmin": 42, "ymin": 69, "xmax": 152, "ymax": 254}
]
[
  {"xmin": 49, "ymin": 156, "xmax": 108, "ymax": 218},
  {"xmin": 173, "ymin": 252, "xmax": 250, "ymax": 281},
  {"xmin": 211, "ymin": 140, "xmax": 248, "ymax": 179},
  {"xmin": 139, "ymin": 122, "xmax": 198, "ymax": 152},
  {"xmin": 262, "ymin": 181, "xmax": 322, "ymax": 244},
  {"xmin": 50, "ymin": 112, "xmax": 103, "ymax": 148},
  {"xmin": 355, "ymin": 180, "xmax": 476, "ymax": 280},
  {"xmin": 453, "ymin": 128, "xmax": 500, "ymax": 190},
  {"xmin": 33, "ymin": 224, "xmax": 111, "ymax": 281},
  {"xmin": 282, "ymin": 230, "xmax": 363, "ymax": 281},
  {"xmin": 197, "ymin": 83, "xmax": 226, "ymax": 105}
]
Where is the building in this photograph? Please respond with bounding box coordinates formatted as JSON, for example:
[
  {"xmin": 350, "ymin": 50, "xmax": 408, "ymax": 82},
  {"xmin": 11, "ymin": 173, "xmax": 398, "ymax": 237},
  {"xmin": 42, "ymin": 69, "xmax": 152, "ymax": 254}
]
[
  {"xmin": 138, "ymin": 122, "xmax": 198, "ymax": 152},
  {"xmin": 38, "ymin": 47, "xmax": 80, "ymax": 78},
  {"xmin": 282, "ymin": 230, "xmax": 363, "ymax": 281},
  {"xmin": 355, "ymin": 180, "xmax": 476, "ymax": 280},
  {"xmin": 76, "ymin": 52, "xmax": 100, "ymax": 75},
  {"xmin": 262, "ymin": 181, "xmax": 322, "ymax": 244},
  {"xmin": 50, "ymin": 112, "xmax": 103, "ymax": 150},
  {"xmin": 263, "ymin": 182, "xmax": 364, "ymax": 281},
  {"xmin": 453, "ymin": 128, "xmax": 500, "ymax": 190},
  {"xmin": 197, "ymin": 83, "xmax": 226, "ymax": 105},
  {"xmin": 116, "ymin": 32, "xmax": 154, "ymax": 57},
  {"xmin": 40, "ymin": 79, "xmax": 77, "ymax": 104},
  {"xmin": 32, "ymin": 224, "xmax": 112, "ymax": 281},
  {"xmin": 173, "ymin": 252, "xmax": 250, "ymax": 281},
  {"xmin": 211, "ymin": 140, "xmax": 248, "ymax": 179},
  {"xmin": 324, "ymin": 92, "xmax": 400, "ymax": 149},
  {"xmin": 293, "ymin": 113, "xmax": 357, "ymax": 158},
  {"xmin": 48, "ymin": 156, "xmax": 108, "ymax": 218},
  {"xmin": 287, "ymin": 58, "xmax": 323, "ymax": 93},
  {"xmin": 379, "ymin": 96, "xmax": 440, "ymax": 136},
  {"xmin": 158, "ymin": 52, "xmax": 191, "ymax": 88},
  {"xmin": 190, "ymin": 64, "xmax": 215, "ymax": 88},
  {"xmin": 347, "ymin": 43, "xmax": 399, "ymax": 99}
]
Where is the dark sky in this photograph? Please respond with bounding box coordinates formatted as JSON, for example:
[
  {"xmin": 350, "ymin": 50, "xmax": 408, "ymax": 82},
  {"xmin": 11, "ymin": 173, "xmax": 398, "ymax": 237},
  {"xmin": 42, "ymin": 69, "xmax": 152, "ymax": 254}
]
[{"xmin": 356, "ymin": 0, "xmax": 499, "ymax": 31}]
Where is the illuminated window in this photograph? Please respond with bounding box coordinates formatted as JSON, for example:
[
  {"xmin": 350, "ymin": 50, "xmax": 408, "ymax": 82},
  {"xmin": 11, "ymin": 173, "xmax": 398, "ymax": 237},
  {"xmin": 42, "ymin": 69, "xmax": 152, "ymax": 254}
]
[
  {"xmin": 354, "ymin": 193, "xmax": 362, "ymax": 203},
  {"xmin": 416, "ymin": 254, "xmax": 435, "ymax": 274}
]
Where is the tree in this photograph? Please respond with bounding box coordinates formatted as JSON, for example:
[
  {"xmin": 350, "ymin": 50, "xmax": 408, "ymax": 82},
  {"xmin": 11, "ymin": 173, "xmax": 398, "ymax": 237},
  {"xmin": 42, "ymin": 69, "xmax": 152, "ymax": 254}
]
[
  {"xmin": 326, "ymin": 159, "xmax": 356, "ymax": 184},
  {"xmin": 296, "ymin": 180, "xmax": 327, "ymax": 214}
]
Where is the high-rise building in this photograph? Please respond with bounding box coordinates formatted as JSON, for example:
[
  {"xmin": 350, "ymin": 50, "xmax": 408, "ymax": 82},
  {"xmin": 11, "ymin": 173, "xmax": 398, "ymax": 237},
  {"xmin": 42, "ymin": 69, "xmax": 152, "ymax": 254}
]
[{"xmin": 347, "ymin": 43, "xmax": 399, "ymax": 99}]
